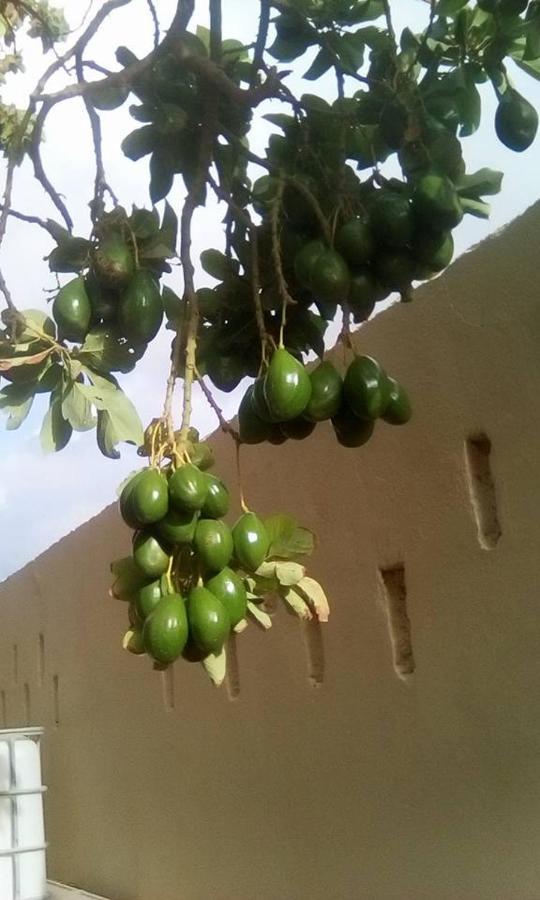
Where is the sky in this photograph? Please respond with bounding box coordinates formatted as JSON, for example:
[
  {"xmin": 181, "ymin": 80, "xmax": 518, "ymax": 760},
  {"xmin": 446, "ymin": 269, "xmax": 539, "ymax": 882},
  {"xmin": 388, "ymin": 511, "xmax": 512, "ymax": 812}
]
[{"xmin": 0, "ymin": 0, "xmax": 539, "ymax": 581}]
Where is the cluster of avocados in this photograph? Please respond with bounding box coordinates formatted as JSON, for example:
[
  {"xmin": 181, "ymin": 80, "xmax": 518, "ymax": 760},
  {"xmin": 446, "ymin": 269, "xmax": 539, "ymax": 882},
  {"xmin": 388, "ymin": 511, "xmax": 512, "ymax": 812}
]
[
  {"xmin": 238, "ymin": 347, "xmax": 411, "ymax": 448},
  {"xmin": 119, "ymin": 457, "xmax": 271, "ymax": 665},
  {"xmin": 52, "ymin": 229, "xmax": 164, "ymax": 348}
]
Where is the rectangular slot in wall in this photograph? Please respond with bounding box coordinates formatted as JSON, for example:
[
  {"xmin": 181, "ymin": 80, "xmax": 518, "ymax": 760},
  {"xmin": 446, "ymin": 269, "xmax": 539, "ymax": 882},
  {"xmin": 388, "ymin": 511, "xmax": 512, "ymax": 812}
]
[
  {"xmin": 225, "ymin": 634, "xmax": 240, "ymax": 701},
  {"xmin": 1, "ymin": 691, "xmax": 6, "ymax": 728},
  {"xmin": 38, "ymin": 633, "xmax": 45, "ymax": 687},
  {"xmin": 378, "ymin": 565, "xmax": 415, "ymax": 680},
  {"xmin": 161, "ymin": 668, "xmax": 175, "ymax": 712},
  {"xmin": 464, "ymin": 434, "xmax": 502, "ymax": 550},
  {"xmin": 301, "ymin": 620, "xmax": 325, "ymax": 688},
  {"xmin": 24, "ymin": 684, "xmax": 30, "ymax": 725},
  {"xmin": 53, "ymin": 675, "xmax": 60, "ymax": 727}
]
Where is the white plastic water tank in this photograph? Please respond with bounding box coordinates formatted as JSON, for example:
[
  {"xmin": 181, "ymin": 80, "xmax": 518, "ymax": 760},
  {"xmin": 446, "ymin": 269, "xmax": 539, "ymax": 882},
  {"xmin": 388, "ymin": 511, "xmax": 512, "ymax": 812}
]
[{"xmin": 0, "ymin": 728, "xmax": 47, "ymax": 900}]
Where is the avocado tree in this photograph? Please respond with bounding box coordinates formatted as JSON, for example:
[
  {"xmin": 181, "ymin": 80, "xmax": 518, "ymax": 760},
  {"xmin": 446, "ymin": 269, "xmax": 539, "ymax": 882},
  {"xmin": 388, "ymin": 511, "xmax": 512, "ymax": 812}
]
[{"xmin": 0, "ymin": 0, "xmax": 538, "ymax": 684}]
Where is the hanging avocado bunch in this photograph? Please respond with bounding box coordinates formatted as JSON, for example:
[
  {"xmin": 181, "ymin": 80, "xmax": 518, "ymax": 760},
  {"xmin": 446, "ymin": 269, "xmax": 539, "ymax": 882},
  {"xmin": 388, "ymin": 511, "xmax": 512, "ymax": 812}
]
[
  {"xmin": 49, "ymin": 205, "xmax": 176, "ymax": 355},
  {"xmin": 238, "ymin": 348, "xmax": 411, "ymax": 448},
  {"xmin": 117, "ymin": 456, "xmax": 267, "ymax": 666}
]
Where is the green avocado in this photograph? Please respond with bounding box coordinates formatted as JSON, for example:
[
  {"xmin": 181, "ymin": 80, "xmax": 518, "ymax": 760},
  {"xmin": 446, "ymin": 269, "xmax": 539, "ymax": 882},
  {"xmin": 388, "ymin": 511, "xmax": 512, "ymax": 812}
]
[
  {"xmin": 495, "ymin": 87, "xmax": 538, "ymax": 152},
  {"xmin": 131, "ymin": 468, "xmax": 169, "ymax": 525},
  {"xmin": 168, "ymin": 463, "xmax": 208, "ymax": 512},
  {"xmin": 201, "ymin": 475, "xmax": 230, "ymax": 519},
  {"xmin": 52, "ymin": 276, "xmax": 92, "ymax": 343},
  {"xmin": 189, "ymin": 441, "xmax": 215, "ymax": 471},
  {"xmin": 381, "ymin": 377, "xmax": 412, "ymax": 425},
  {"xmin": 119, "ymin": 471, "xmax": 145, "ymax": 529},
  {"xmin": 193, "ymin": 519, "xmax": 234, "ymax": 573},
  {"xmin": 414, "ymin": 230, "xmax": 454, "ymax": 274},
  {"xmin": 206, "ymin": 353, "xmax": 244, "ymax": 393},
  {"xmin": 187, "ymin": 586, "xmax": 230, "ymax": 655},
  {"xmin": 143, "ymin": 595, "xmax": 188, "ymax": 664},
  {"xmin": 264, "ymin": 349, "xmax": 312, "ymax": 422},
  {"xmin": 205, "ymin": 567, "xmax": 247, "ymax": 628},
  {"xmin": 335, "ymin": 218, "xmax": 374, "ymax": 267},
  {"xmin": 135, "ymin": 579, "xmax": 163, "ymax": 621},
  {"xmin": 93, "ymin": 234, "xmax": 134, "ymax": 287},
  {"xmin": 370, "ymin": 191, "xmax": 413, "ymax": 247},
  {"xmin": 251, "ymin": 376, "xmax": 281, "ymax": 423},
  {"xmin": 132, "ymin": 530, "xmax": 170, "ymax": 578},
  {"xmin": 348, "ymin": 268, "xmax": 381, "ymax": 321},
  {"xmin": 85, "ymin": 273, "xmax": 118, "ymax": 324},
  {"xmin": 238, "ymin": 385, "xmax": 273, "ymax": 444},
  {"xmin": 412, "ymin": 173, "xmax": 463, "ymax": 230},
  {"xmin": 155, "ymin": 507, "xmax": 199, "ymax": 545},
  {"xmin": 294, "ymin": 240, "xmax": 326, "ymax": 289},
  {"xmin": 310, "ymin": 249, "xmax": 351, "ymax": 302},
  {"xmin": 119, "ymin": 269, "xmax": 163, "ymax": 345},
  {"xmin": 331, "ymin": 406, "xmax": 375, "ymax": 447},
  {"xmin": 304, "ymin": 361, "xmax": 343, "ymax": 422},
  {"xmin": 343, "ymin": 355, "xmax": 392, "ymax": 420},
  {"xmin": 280, "ymin": 417, "xmax": 316, "ymax": 440},
  {"xmin": 232, "ymin": 512, "xmax": 270, "ymax": 572},
  {"xmin": 374, "ymin": 250, "xmax": 417, "ymax": 294}
]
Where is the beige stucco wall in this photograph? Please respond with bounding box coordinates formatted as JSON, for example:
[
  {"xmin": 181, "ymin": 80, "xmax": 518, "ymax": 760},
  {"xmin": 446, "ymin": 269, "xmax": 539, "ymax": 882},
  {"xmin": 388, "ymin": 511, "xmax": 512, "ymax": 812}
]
[{"xmin": 1, "ymin": 203, "xmax": 540, "ymax": 899}]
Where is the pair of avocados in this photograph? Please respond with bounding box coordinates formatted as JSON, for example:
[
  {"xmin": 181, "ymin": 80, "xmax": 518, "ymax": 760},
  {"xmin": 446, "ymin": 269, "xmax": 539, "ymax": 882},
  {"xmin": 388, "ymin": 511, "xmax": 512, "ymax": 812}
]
[{"xmin": 52, "ymin": 234, "xmax": 163, "ymax": 346}]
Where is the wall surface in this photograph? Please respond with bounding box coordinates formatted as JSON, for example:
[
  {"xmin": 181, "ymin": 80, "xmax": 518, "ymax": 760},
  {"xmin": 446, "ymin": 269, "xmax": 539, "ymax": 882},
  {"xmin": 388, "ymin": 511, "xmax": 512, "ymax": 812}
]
[{"xmin": 1, "ymin": 204, "xmax": 540, "ymax": 900}]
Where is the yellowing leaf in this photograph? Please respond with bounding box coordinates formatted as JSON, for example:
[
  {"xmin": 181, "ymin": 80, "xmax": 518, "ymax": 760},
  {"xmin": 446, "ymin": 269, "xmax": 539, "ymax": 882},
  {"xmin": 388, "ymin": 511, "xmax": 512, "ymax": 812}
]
[
  {"xmin": 247, "ymin": 600, "xmax": 273, "ymax": 630},
  {"xmin": 283, "ymin": 586, "xmax": 313, "ymax": 621},
  {"xmin": 296, "ymin": 576, "xmax": 330, "ymax": 623},
  {"xmin": 202, "ymin": 647, "xmax": 227, "ymax": 686}
]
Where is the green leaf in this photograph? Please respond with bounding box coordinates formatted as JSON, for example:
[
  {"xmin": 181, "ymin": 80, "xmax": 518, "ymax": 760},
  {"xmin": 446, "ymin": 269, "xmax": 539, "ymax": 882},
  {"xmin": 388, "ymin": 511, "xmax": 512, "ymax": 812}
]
[
  {"xmin": 96, "ymin": 410, "xmax": 121, "ymax": 459},
  {"xmin": 1, "ymin": 393, "xmax": 34, "ymax": 431},
  {"xmin": 196, "ymin": 25, "xmax": 211, "ymax": 52},
  {"xmin": 265, "ymin": 513, "xmax": 297, "ymax": 548},
  {"xmin": 438, "ymin": 0, "xmax": 469, "ymax": 15},
  {"xmin": 303, "ymin": 47, "xmax": 333, "ymax": 80},
  {"xmin": 460, "ymin": 196, "xmax": 491, "ymax": 218},
  {"xmin": 200, "ymin": 248, "xmax": 234, "ymax": 280},
  {"xmin": 122, "ymin": 126, "xmax": 155, "ymax": 161},
  {"xmin": 329, "ymin": 31, "xmax": 365, "ymax": 73},
  {"xmin": 48, "ymin": 237, "xmax": 90, "ymax": 274},
  {"xmin": 160, "ymin": 201, "xmax": 178, "ymax": 254},
  {"xmin": 61, "ymin": 382, "xmax": 96, "ymax": 431},
  {"xmin": 19, "ymin": 309, "xmax": 56, "ymax": 341},
  {"xmin": 81, "ymin": 367, "xmax": 144, "ymax": 450},
  {"xmin": 222, "ymin": 39, "xmax": 249, "ymax": 63},
  {"xmin": 40, "ymin": 390, "xmax": 73, "ymax": 453},
  {"xmin": 267, "ymin": 32, "xmax": 311, "ymax": 62},
  {"xmin": 515, "ymin": 56, "xmax": 540, "ymax": 79},
  {"xmin": 162, "ymin": 286, "xmax": 184, "ymax": 325},
  {"xmin": 110, "ymin": 556, "xmax": 148, "ymax": 600},
  {"xmin": 129, "ymin": 207, "xmax": 160, "ymax": 240},
  {"xmin": 78, "ymin": 328, "xmax": 141, "ymax": 375},
  {"xmin": 456, "ymin": 167, "xmax": 503, "ymax": 197},
  {"xmin": 149, "ymin": 151, "xmax": 175, "ymax": 204},
  {"xmin": 266, "ymin": 514, "xmax": 315, "ymax": 559},
  {"xmin": 202, "ymin": 647, "xmax": 227, "ymax": 686},
  {"xmin": 246, "ymin": 601, "xmax": 273, "ymax": 630}
]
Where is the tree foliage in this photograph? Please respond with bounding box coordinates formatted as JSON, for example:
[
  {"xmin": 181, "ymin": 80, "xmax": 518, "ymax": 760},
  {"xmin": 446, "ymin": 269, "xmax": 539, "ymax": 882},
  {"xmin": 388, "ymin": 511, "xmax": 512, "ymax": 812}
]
[{"xmin": 0, "ymin": 0, "xmax": 537, "ymax": 683}]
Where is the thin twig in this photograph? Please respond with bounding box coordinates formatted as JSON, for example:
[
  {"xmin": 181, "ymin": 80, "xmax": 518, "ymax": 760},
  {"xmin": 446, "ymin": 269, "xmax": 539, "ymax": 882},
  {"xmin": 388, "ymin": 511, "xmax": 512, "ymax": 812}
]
[
  {"xmin": 251, "ymin": 0, "xmax": 270, "ymax": 88},
  {"xmin": 75, "ymin": 49, "xmax": 117, "ymax": 221},
  {"xmin": 270, "ymin": 179, "xmax": 295, "ymax": 348},
  {"xmin": 0, "ymin": 205, "xmax": 60, "ymax": 235},
  {"xmin": 146, "ymin": 0, "xmax": 160, "ymax": 48},
  {"xmin": 196, "ymin": 368, "xmax": 240, "ymax": 441}
]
